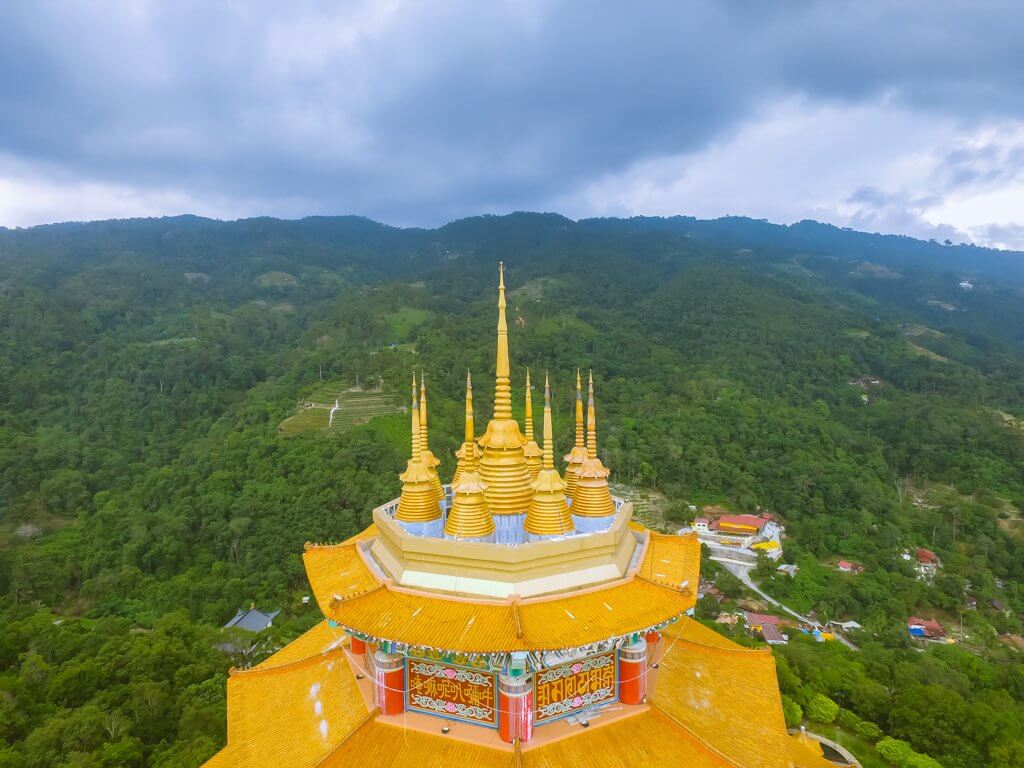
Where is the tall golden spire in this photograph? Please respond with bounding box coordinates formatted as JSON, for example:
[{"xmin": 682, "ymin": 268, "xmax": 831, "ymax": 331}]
[
  {"xmin": 452, "ymin": 369, "xmax": 474, "ymax": 488},
  {"xmin": 586, "ymin": 370, "xmax": 597, "ymax": 460},
  {"xmin": 522, "ymin": 368, "xmax": 542, "ymax": 480},
  {"xmin": 396, "ymin": 373, "xmax": 442, "ymax": 525},
  {"xmin": 494, "ymin": 261, "xmax": 512, "ymax": 419},
  {"xmin": 571, "ymin": 370, "xmax": 614, "ymax": 519},
  {"xmin": 410, "ymin": 373, "xmax": 420, "ymax": 461},
  {"xmin": 445, "ymin": 372, "xmax": 495, "ymax": 540},
  {"xmin": 419, "ymin": 373, "xmax": 446, "ymax": 503},
  {"xmin": 563, "ymin": 369, "xmax": 588, "ymax": 498},
  {"xmin": 525, "ymin": 373, "xmax": 574, "ymax": 538},
  {"xmin": 477, "ymin": 263, "xmax": 534, "ymax": 518}
]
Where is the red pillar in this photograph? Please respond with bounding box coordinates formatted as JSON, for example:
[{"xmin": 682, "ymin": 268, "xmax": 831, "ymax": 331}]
[
  {"xmin": 373, "ymin": 650, "xmax": 405, "ymax": 715},
  {"xmin": 498, "ymin": 673, "xmax": 533, "ymax": 744},
  {"xmin": 349, "ymin": 635, "xmax": 366, "ymax": 655},
  {"xmin": 619, "ymin": 640, "xmax": 647, "ymax": 705}
]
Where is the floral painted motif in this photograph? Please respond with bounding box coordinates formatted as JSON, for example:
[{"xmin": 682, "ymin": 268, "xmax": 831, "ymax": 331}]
[
  {"xmin": 409, "ymin": 661, "xmax": 493, "ymax": 687},
  {"xmin": 410, "ymin": 694, "xmax": 493, "ymax": 723}
]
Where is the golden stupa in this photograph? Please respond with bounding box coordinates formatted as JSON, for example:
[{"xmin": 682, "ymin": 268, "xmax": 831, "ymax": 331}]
[
  {"xmin": 394, "ymin": 375, "xmax": 442, "ymax": 524},
  {"xmin": 562, "ymin": 370, "xmax": 588, "ymax": 498},
  {"xmin": 524, "ymin": 373, "xmax": 574, "ymax": 538},
  {"xmin": 444, "ymin": 372, "xmax": 495, "ymax": 540},
  {"xmin": 522, "ymin": 368, "xmax": 543, "ymax": 481},
  {"xmin": 476, "ymin": 262, "xmax": 535, "ymax": 521},
  {"xmin": 418, "ymin": 375, "xmax": 446, "ymax": 504},
  {"xmin": 570, "ymin": 371, "xmax": 615, "ymax": 520}
]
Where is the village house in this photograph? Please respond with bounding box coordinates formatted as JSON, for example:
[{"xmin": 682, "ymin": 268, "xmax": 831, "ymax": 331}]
[
  {"xmin": 908, "ymin": 616, "xmax": 946, "ymax": 640},
  {"xmin": 837, "ymin": 560, "xmax": 864, "ymax": 574},
  {"xmin": 914, "ymin": 548, "xmax": 941, "ymax": 580}
]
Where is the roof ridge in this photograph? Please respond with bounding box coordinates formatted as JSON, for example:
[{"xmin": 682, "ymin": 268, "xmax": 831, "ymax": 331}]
[
  {"xmin": 229, "ymin": 643, "xmax": 349, "ymax": 679},
  {"xmin": 663, "ymin": 627, "xmax": 775, "ymax": 657}
]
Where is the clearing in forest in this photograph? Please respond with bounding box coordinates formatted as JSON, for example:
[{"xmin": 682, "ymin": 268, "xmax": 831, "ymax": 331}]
[
  {"xmin": 383, "ymin": 307, "xmax": 434, "ymax": 340},
  {"xmin": 278, "ymin": 383, "xmax": 404, "ymax": 436}
]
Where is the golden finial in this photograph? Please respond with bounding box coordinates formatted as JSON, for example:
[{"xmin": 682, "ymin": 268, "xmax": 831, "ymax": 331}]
[
  {"xmin": 523, "ymin": 368, "xmax": 542, "ymax": 480},
  {"xmin": 587, "ymin": 369, "xmax": 597, "ymax": 460},
  {"xmin": 524, "ymin": 368, "xmax": 534, "ymax": 440},
  {"xmin": 452, "ymin": 370, "xmax": 483, "ymax": 488},
  {"xmin": 494, "ymin": 261, "xmax": 511, "ymax": 419},
  {"xmin": 410, "ymin": 372, "xmax": 420, "ymax": 461},
  {"xmin": 419, "ymin": 372, "xmax": 429, "ymax": 458},
  {"xmin": 464, "ymin": 369, "xmax": 474, "ymax": 447},
  {"xmin": 571, "ymin": 370, "xmax": 614, "ymax": 520},
  {"xmin": 542, "ymin": 373, "xmax": 554, "ymax": 470},
  {"xmin": 396, "ymin": 372, "xmax": 442, "ymax": 525},
  {"xmin": 417, "ymin": 372, "xmax": 445, "ymax": 503},
  {"xmin": 446, "ymin": 370, "xmax": 494, "ymax": 540},
  {"xmin": 563, "ymin": 368, "xmax": 588, "ymax": 498},
  {"xmin": 525, "ymin": 371, "xmax": 574, "ymax": 538}
]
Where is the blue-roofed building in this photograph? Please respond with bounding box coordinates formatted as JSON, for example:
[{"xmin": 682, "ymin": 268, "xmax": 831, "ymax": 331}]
[{"xmin": 223, "ymin": 607, "xmax": 281, "ymax": 633}]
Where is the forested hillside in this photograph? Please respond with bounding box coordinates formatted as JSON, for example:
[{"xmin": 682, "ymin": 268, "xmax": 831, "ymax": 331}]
[{"xmin": 0, "ymin": 213, "xmax": 1022, "ymax": 767}]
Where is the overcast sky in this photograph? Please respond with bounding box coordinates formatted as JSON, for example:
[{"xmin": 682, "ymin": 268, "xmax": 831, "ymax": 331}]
[{"xmin": 2, "ymin": 1, "xmax": 1023, "ymax": 248}]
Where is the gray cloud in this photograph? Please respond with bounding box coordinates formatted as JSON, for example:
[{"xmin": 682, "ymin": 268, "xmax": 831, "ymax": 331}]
[{"xmin": 1, "ymin": 1, "xmax": 1023, "ymax": 233}]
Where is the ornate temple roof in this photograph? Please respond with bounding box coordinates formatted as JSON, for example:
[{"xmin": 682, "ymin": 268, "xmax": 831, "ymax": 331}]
[
  {"xmin": 203, "ymin": 265, "xmax": 833, "ymax": 768},
  {"xmin": 303, "ymin": 526, "xmax": 700, "ymax": 653},
  {"xmin": 205, "ymin": 606, "xmax": 833, "ymax": 768}
]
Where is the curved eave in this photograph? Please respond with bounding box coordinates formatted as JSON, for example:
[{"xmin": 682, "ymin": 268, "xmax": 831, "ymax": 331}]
[
  {"xmin": 302, "ymin": 526, "xmax": 700, "ymax": 654},
  {"xmin": 205, "ymin": 616, "xmax": 821, "ymax": 768}
]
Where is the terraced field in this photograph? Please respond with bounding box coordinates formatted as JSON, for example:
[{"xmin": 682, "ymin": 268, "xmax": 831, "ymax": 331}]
[{"xmin": 278, "ymin": 386, "xmax": 403, "ymax": 436}]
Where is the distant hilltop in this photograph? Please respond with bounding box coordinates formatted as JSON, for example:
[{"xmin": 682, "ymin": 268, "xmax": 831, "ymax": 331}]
[{"xmin": 2, "ymin": 211, "xmax": 1023, "ymax": 284}]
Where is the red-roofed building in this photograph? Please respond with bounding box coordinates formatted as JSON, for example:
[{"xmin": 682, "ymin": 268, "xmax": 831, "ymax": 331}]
[
  {"xmin": 837, "ymin": 560, "xmax": 864, "ymax": 574},
  {"xmin": 915, "ymin": 548, "xmax": 941, "ymax": 580},
  {"xmin": 908, "ymin": 616, "xmax": 946, "ymax": 639},
  {"xmin": 744, "ymin": 612, "xmax": 783, "ymax": 631},
  {"xmin": 760, "ymin": 624, "xmax": 787, "ymax": 645}
]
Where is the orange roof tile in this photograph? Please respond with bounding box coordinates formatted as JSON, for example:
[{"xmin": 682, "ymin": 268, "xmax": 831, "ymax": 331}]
[
  {"xmin": 302, "ymin": 541, "xmax": 380, "ymax": 616},
  {"xmin": 654, "ymin": 618, "xmax": 794, "ymax": 768},
  {"xmin": 517, "ymin": 578, "xmax": 692, "ymax": 650},
  {"xmin": 636, "ymin": 532, "xmax": 701, "ymax": 589},
  {"xmin": 525, "ymin": 708, "xmax": 728, "ymax": 768},
  {"xmin": 206, "ymin": 623, "xmax": 372, "ymax": 768},
  {"xmin": 317, "ymin": 708, "xmax": 734, "ymax": 768},
  {"xmin": 252, "ymin": 620, "xmax": 348, "ymax": 669},
  {"xmin": 206, "ymin": 614, "xmax": 801, "ymax": 768},
  {"xmin": 319, "ymin": 720, "xmax": 512, "ymax": 768},
  {"xmin": 303, "ymin": 525, "xmax": 698, "ymax": 653}
]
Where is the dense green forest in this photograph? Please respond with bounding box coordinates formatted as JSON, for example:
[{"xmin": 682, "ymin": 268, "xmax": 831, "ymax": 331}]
[{"xmin": 0, "ymin": 213, "xmax": 1022, "ymax": 767}]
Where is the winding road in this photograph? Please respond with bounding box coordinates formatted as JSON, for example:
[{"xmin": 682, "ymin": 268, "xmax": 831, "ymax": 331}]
[{"xmin": 718, "ymin": 560, "xmax": 859, "ymax": 651}]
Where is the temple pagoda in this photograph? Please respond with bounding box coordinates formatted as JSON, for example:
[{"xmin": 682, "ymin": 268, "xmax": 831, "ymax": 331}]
[{"xmin": 204, "ymin": 265, "xmax": 835, "ymax": 768}]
